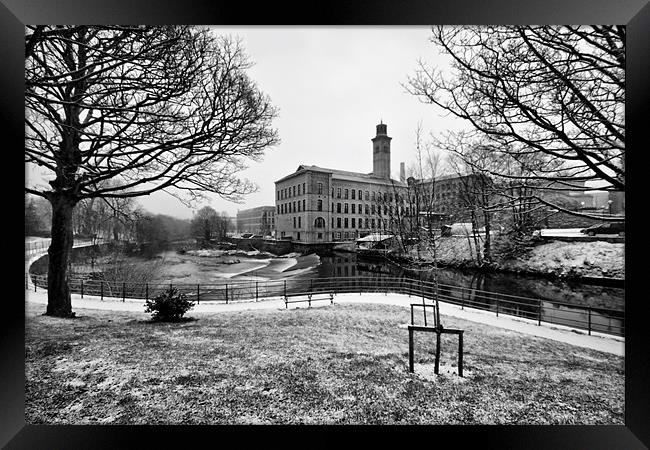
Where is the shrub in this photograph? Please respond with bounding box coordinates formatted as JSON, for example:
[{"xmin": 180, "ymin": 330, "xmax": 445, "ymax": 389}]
[{"xmin": 145, "ymin": 286, "xmax": 195, "ymax": 322}]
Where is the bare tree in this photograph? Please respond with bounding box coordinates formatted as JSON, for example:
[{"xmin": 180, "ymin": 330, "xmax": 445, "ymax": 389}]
[
  {"xmin": 25, "ymin": 26, "xmax": 279, "ymax": 317},
  {"xmin": 406, "ymin": 26, "xmax": 624, "ymax": 217},
  {"xmin": 191, "ymin": 205, "xmax": 228, "ymax": 245}
]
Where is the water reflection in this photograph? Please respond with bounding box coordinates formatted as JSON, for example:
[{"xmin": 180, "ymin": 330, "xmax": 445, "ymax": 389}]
[{"xmin": 316, "ymin": 252, "xmax": 624, "ymax": 335}]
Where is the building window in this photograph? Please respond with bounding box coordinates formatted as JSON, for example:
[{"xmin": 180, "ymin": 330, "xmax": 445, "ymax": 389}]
[
  {"xmin": 344, "ymin": 203, "xmax": 348, "ymax": 213},
  {"xmin": 293, "ymin": 201, "xmax": 296, "ymax": 212},
  {"xmin": 351, "ymin": 204, "xmax": 356, "ymax": 214},
  {"xmin": 365, "ymin": 218, "xmax": 369, "ymax": 228},
  {"xmin": 303, "ymin": 199, "xmax": 305, "ymax": 211},
  {"xmin": 337, "ymin": 203, "xmax": 341, "ymax": 213},
  {"xmin": 351, "ymin": 189, "xmax": 356, "ymax": 200},
  {"xmin": 318, "ymin": 183, "xmax": 323, "ymax": 195},
  {"xmin": 337, "ymin": 218, "xmax": 341, "ymax": 228},
  {"xmin": 298, "ymin": 184, "xmax": 301, "ymax": 196},
  {"xmin": 359, "ymin": 204, "xmax": 362, "ymax": 214},
  {"xmin": 365, "ymin": 204, "xmax": 369, "ymax": 214},
  {"xmin": 297, "ymin": 232, "xmax": 300, "ymax": 240},
  {"xmin": 277, "ymin": 191, "xmax": 280, "ymax": 200},
  {"xmin": 314, "ymin": 217, "xmax": 325, "ymax": 228},
  {"xmin": 344, "ymin": 231, "xmax": 349, "ymax": 239},
  {"xmin": 359, "ymin": 217, "xmax": 363, "ymax": 228},
  {"xmin": 298, "ymin": 216, "xmax": 301, "ymax": 228},
  {"xmin": 317, "ymin": 232, "xmax": 323, "ymax": 239},
  {"xmin": 332, "ymin": 217, "xmax": 334, "ymax": 227},
  {"xmin": 336, "ymin": 232, "xmax": 341, "ymax": 240},
  {"xmin": 371, "ymin": 205, "xmax": 375, "ymax": 214},
  {"xmin": 344, "ymin": 218, "xmax": 348, "ymax": 228},
  {"xmin": 371, "ymin": 192, "xmax": 375, "ymax": 201},
  {"xmin": 351, "ymin": 218, "xmax": 356, "ymax": 228},
  {"xmin": 332, "ymin": 187, "xmax": 334, "ymax": 197},
  {"xmin": 384, "ymin": 205, "xmax": 388, "ymax": 215},
  {"xmin": 303, "ymin": 182, "xmax": 305, "ymax": 194},
  {"xmin": 344, "ymin": 189, "xmax": 349, "ymax": 199},
  {"xmin": 293, "ymin": 186, "xmax": 296, "ymax": 197},
  {"xmin": 298, "ymin": 202, "xmax": 301, "ymax": 212},
  {"xmin": 317, "ymin": 200, "xmax": 323, "ymax": 211},
  {"xmin": 277, "ymin": 205, "xmax": 280, "ymax": 214},
  {"xmin": 371, "ymin": 219, "xmax": 375, "ymax": 228},
  {"xmin": 365, "ymin": 191, "xmax": 369, "ymax": 201},
  {"xmin": 293, "ymin": 217, "xmax": 296, "ymax": 228},
  {"xmin": 337, "ymin": 188, "xmax": 341, "ymax": 198}
]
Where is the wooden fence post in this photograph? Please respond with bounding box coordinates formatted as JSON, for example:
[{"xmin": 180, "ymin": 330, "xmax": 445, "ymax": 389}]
[
  {"xmin": 81, "ymin": 279, "xmax": 84, "ymax": 298},
  {"xmin": 538, "ymin": 300, "xmax": 542, "ymax": 326},
  {"xmin": 122, "ymin": 282, "xmax": 126, "ymax": 302},
  {"xmin": 225, "ymin": 284, "xmax": 229, "ymax": 304},
  {"xmin": 256, "ymin": 281, "xmax": 258, "ymax": 302},
  {"xmin": 100, "ymin": 281, "xmax": 103, "ymax": 300},
  {"xmin": 197, "ymin": 284, "xmax": 200, "ymax": 304},
  {"xmin": 588, "ymin": 307, "xmax": 592, "ymax": 335},
  {"xmin": 496, "ymin": 299, "xmax": 499, "ymax": 317},
  {"xmin": 145, "ymin": 283, "xmax": 148, "ymax": 301}
]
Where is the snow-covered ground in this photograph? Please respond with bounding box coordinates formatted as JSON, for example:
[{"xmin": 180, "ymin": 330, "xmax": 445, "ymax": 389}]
[
  {"xmin": 24, "ymin": 289, "xmax": 623, "ymax": 356},
  {"xmin": 502, "ymin": 240, "xmax": 624, "ymax": 279}
]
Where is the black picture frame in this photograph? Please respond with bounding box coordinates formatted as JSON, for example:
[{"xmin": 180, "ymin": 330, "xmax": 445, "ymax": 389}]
[{"xmin": 6, "ymin": 0, "xmax": 648, "ymax": 447}]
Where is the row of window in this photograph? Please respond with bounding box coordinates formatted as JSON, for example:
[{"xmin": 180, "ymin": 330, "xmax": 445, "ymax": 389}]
[
  {"xmin": 284, "ymin": 216, "xmax": 391, "ymax": 230},
  {"xmin": 277, "ymin": 182, "xmax": 325, "ymax": 200},
  {"xmin": 330, "ymin": 217, "xmax": 390, "ymax": 229},
  {"xmin": 278, "ymin": 199, "xmax": 307, "ymax": 214},
  {"xmin": 330, "ymin": 187, "xmax": 396, "ymax": 203}
]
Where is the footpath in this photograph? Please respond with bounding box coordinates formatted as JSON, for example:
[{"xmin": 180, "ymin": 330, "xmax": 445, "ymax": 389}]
[
  {"xmin": 25, "ymin": 288, "xmax": 624, "ymax": 356},
  {"xmin": 25, "ymin": 237, "xmax": 624, "ymax": 357}
]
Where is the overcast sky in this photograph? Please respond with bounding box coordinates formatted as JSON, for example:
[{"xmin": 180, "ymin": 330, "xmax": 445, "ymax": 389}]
[
  {"xmin": 142, "ymin": 26, "xmax": 467, "ymax": 219},
  {"xmin": 26, "ymin": 26, "xmax": 469, "ymax": 219}
]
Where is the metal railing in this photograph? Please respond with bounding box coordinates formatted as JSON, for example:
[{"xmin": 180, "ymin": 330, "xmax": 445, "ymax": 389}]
[{"xmin": 25, "ymin": 273, "xmax": 625, "ymax": 337}]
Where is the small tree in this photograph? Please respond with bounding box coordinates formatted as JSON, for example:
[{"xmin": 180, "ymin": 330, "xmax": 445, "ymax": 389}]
[{"xmin": 144, "ymin": 286, "xmax": 194, "ymax": 322}]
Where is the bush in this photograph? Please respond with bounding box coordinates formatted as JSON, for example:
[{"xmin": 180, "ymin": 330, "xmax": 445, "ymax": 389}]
[{"xmin": 144, "ymin": 286, "xmax": 195, "ymax": 322}]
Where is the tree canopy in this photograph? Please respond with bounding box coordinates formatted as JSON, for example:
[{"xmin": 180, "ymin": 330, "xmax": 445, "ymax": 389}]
[{"xmin": 406, "ymin": 26, "xmax": 625, "ymax": 194}]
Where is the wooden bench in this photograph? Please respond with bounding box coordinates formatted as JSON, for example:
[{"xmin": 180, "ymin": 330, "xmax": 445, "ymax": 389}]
[
  {"xmin": 408, "ymin": 301, "xmax": 464, "ymax": 377},
  {"xmin": 284, "ymin": 291, "xmax": 334, "ymax": 308}
]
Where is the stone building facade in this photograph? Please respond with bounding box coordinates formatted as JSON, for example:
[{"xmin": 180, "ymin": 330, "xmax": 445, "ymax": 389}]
[
  {"xmin": 274, "ymin": 123, "xmax": 490, "ymax": 244},
  {"xmin": 274, "ymin": 123, "xmax": 408, "ymax": 243},
  {"xmin": 236, "ymin": 206, "xmax": 276, "ymax": 236}
]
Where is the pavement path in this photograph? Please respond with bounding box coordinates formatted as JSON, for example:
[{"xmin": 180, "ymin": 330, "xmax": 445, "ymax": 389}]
[
  {"xmin": 25, "ymin": 236, "xmax": 624, "ymax": 357},
  {"xmin": 25, "ymin": 288, "xmax": 624, "ymax": 356}
]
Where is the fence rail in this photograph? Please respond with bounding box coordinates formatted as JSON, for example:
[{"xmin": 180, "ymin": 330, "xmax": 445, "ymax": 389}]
[{"xmin": 26, "ymin": 273, "xmax": 625, "ymax": 337}]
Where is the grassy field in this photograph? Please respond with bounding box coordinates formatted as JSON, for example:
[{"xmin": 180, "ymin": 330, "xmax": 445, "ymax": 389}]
[{"xmin": 25, "ymin": 301, "xmax": 624, "ymax": 425}]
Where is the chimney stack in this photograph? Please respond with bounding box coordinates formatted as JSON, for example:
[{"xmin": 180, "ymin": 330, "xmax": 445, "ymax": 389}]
[{"xmin": 400, "ymin": 162, "xmax": 405, "ymax": 182}]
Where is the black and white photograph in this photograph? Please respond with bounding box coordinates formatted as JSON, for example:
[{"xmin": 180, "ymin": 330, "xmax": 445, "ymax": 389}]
[{"xmin": 12, "ymin": 7, "xmax": 646, "ymax": 443}]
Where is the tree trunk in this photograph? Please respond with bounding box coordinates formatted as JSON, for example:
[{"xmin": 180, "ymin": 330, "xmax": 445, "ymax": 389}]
[{"xmin": 46, "ymin": 195, "xmax": 77, "ymax": 317}]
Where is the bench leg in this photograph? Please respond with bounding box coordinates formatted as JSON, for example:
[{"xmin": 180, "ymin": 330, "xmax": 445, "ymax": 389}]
[
  {"xmin": 408, "ymin": 328, "xmax": 414, "ymax": 373},
  {"xmin": 434, "ymin": 332, "xmax": 441, "ymax": 375},
  {"xmin": 458, "ymin": 333, "xmax": 464, "ymax": 378}
]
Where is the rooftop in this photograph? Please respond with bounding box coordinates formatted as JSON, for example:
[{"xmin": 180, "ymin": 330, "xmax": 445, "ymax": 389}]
[{"xmin": 276, "ymin": 164, "xmax": 406, "ymax": 187}]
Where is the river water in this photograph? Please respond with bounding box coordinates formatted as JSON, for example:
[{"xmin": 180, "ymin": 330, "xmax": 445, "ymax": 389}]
[{"xmin": 50, "ymin": 246, "xmax": 624, "ymax": 335}]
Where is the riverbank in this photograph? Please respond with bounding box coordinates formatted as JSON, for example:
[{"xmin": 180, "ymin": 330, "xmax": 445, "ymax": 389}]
[{"xmin": 396, "ymin": 237, "xmax": 624, "ymax": 283}]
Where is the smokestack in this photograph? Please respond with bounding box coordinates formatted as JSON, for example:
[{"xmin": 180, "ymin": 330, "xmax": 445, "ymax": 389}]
[{"xmin": 400, "ymin": 162, "xmax": 405, "ymax": 182}]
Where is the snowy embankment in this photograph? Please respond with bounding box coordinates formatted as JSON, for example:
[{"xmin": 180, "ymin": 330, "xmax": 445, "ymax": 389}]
[
  {"xmin": 412, "ymin": 237, "xmax": 624, "ymax": 280},
  {"xmin": 500, "ymin": 241, "xmax": 624, "ymax": 279}
]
